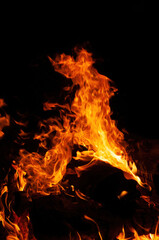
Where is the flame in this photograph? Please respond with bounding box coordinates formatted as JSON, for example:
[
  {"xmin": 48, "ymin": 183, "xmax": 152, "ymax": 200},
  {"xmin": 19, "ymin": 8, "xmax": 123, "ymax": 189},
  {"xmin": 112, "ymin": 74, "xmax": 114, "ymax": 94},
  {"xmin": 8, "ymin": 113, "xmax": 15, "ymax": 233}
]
[
  {"xmin": 0, "ymin": 186, "xmax": 22, "ymax": 240},
  {"xmin": 0, "ymin": 98, "xmax": 7, "ymax": 108},
  {"xmin": 0, "ymin": 98, "xmax": 10, "ymax": 138},
  {"xmin": 1, "ymin": 49, "xmax": 157, "ymax": 239},
  {"xmin": 0, "ymin": 185, "xmax": 36, "ymax": 240},
  {"xmin": 117, "ymin": 226, "xmax": 126, "ymax": 239},
  {"xmin": 117, "ymin": 220, "xmax": 159, "ymax": 240},
  {"xmin": 117, "ymin": 190, "xmax": 128, "ymax": 199},
  {"xmin": 11, "ymin": 48, "xmax": 144, "ymax": 197},
  {"xmin": 49, "ymin": 48, "xmax": 142, "ymax": 185},
  {"xmin": 84, "ymin": 215, "xmax": 103, "ymax": 240}
]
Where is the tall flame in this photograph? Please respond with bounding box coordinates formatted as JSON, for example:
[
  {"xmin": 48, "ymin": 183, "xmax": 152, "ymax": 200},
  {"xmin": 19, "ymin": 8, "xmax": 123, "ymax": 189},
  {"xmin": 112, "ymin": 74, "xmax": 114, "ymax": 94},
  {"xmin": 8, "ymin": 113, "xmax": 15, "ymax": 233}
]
[
  {"xmin": 1, "ymin": 49, "xmax": 155, "ymax": 239},
  {"xmin": 13, "ymin": 48, "xmax": 143, "ymax": 196},
  {"xmin": 49, "ymin": 48, "xmax": 142, "ymax": 184}
]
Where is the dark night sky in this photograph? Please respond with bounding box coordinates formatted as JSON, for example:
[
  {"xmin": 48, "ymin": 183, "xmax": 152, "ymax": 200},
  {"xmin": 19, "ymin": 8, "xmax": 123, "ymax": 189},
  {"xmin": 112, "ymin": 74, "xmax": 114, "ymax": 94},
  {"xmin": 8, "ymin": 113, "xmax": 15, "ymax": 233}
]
[{"xmin": 1, "ymin": 1, "xmax": 158, "ymax": 139}]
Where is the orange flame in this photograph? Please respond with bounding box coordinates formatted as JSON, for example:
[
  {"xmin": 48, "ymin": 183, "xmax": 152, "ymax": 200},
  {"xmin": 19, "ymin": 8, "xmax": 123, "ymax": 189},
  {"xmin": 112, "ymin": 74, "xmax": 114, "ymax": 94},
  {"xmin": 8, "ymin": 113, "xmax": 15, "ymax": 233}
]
[
  {"xmin": 117, "ymin": 220, "xmax": 159, "ymax": 240},
  {"xmin": 0, "ymin": 185, "xmax": 36, "ymax": 240},
  {"xmin": 0, "ymin": 98, "xmax": 10, "ymax": 138},
  {"xmin": 13, "ymin": 48, "xmax": 144, "ymax": 196},
  {"xmin": 0, "ymin": 48, "xmax": 158, "ymax": 239},
  {"xmin": 49, "ymin": 48, "xmax": 142, "ymax": 184},
  {"xmin": 84, "ymin": 215, "xmax": 103, "ymax": 240},
  {"xmin": 0, "ymin": 186, "xmax": 22, "ymax": 240}
]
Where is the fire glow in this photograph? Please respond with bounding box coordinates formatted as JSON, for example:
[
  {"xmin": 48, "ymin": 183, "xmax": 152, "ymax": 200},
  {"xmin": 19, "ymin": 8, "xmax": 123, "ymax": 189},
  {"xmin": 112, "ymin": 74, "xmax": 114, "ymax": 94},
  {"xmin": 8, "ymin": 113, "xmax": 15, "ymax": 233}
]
[{"xmin": 0, "ymin": 48, "xmax": 158, "ymax": 239}]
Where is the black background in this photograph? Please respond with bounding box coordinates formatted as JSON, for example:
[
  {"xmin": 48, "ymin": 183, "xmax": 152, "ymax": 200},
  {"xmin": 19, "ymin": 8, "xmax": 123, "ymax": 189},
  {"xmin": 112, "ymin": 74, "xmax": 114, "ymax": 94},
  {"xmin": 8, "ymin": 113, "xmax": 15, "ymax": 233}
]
[{"xmin": 1, "ymin": 1, "xmax": 158, "ymax": 139}]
